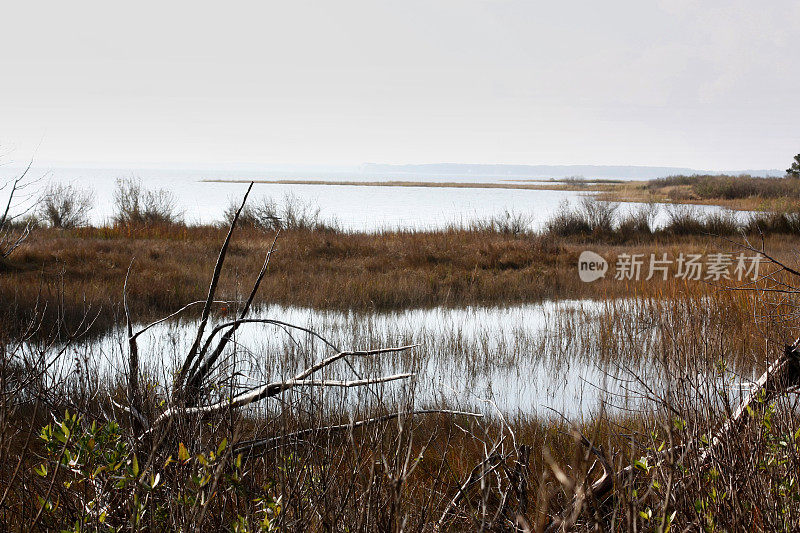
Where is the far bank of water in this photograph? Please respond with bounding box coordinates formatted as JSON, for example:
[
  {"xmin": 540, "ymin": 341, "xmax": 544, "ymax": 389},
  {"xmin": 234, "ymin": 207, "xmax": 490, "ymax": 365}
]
[{"xmin": 1, "ymin": 166, "xmax": 746, "ymax": 231}]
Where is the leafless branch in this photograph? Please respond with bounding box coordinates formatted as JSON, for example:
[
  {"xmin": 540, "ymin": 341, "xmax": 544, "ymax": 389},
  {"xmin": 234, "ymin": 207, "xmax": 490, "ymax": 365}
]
[
  {"xmin": 177, "ymin": 181, "xmax": 254, "ymax": 388},
  {"xmin": 186, "ymin": 231, "xmax": 280, "ymax": 390},
  {"xmin": 153, "ymin": 345, "xmax": 418, "ymax": 425}
]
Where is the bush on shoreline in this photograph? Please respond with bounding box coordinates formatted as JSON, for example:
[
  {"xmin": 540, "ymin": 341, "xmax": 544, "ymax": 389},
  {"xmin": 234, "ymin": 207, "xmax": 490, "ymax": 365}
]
[
  {"xmin": 648, "ymin": 173, "xmax": 800, "ymax": 201},
  {"xmin": 221, "ymin": 192, "xmax": 334, "ymax": 232},
  {"xmin": 542, "ymin": 198, "xmax": 800, "ymax": 241},
  {"xmin": 38, "ymin": 182, "xmax": 94, "ymax": 229},
  {"xmin": 113, "ymin": 178, "xmax": 183, "ymax": 227}
]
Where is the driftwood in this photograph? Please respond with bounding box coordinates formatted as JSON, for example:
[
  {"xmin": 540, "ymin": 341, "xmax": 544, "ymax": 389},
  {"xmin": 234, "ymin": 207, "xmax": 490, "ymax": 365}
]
[{"xmin": 544, "ymin": 343, "xmax": 800, "ymax": 532}]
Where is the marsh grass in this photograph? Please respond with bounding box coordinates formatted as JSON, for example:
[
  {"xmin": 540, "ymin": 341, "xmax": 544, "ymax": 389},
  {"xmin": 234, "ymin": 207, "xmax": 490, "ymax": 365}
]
[
  {"xmin": 3, "ymin": 265, "xmax": 799, "ymax": 530},
  {"xmin": 649, "ymin": 174, "xmax": 800, "ymax": 200},
  {"xmin": 3, "ymin": 187, "xmax": 800, "ymax": 529},
  {"xmin": 3, "ymin": 208, "xmax": 800, "ymax": 337},
  {"xmin": 470, "ymin": 209, "xmax": 533, "ymax": 235},
  {"xmin": 545, "ymin": 198, "xmax": 800, "ymax": 240}
]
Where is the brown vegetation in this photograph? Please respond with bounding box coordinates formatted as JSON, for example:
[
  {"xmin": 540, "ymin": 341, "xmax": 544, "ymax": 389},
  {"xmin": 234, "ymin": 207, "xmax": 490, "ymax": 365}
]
[
  {"xmin": 4, "ymin": 221, "xmax": 800, "ymax": 335},
  {"xmin": 2, "ymin": 226, "xmax": 800, "ymax": 530},
  {"xmin": 209, "ymin": 174, "xmax": 800, "ymax": 212},
  {"xmin": 599, "ymin": 174, "xmax": 800, "ymax": 211},
  {"xmin": 3, "ymin": 182, "xmax": 800, "ymax": 530}
]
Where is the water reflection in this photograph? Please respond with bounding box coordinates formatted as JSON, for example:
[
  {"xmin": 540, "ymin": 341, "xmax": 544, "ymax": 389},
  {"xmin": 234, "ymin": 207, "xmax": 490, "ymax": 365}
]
[{"xmin": 50, "ymin": 300, "xmax": 676, "ymax": 418}]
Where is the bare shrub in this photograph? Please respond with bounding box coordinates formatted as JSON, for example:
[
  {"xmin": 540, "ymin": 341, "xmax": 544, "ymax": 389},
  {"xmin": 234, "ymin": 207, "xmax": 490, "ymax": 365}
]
[
  {"xmin": 247, "ymin": 196, "xmax": 284, "ymax": 230},
  {"xmin": 277, "ymin": 192, "xmax": 324, "ymax": 230},
  {"xmin": 545, "ymin": 198, "xmax": 617, "ymax": 237},
  {"xmin": 580, "ymin": 197, "xmax": 617, "ymax": 233},
  {"xmin": 616, "ymin": 203, "xmax": 656, "ymax": 239},
  {"xmin": 545, "ymin": 200, "xmax": 592, "ymax": 237},
  {"xmin": 471, "ymin": 208, "xmax": 532, "ymax": 235},
  {"xmin": 221, "ymin": 198, "xmax": 263, "ymax": 229},
  {"xmin": 38, "ymin": 183, "xmax": 94, "ymax": 229},
  {"xmin": 563, "ymin": 175, "xmax": 587, "ymax": 188},
  {"xmin": 221, "ymin": 193, "xmax": 327, "ymax": 231},
  {"xmin": 113, "ymin": 177, "xmax": 182, "ymax": 226},
  {"xmin": 662, "ymin": 205, "xmax": 707, "ymax": 235}
]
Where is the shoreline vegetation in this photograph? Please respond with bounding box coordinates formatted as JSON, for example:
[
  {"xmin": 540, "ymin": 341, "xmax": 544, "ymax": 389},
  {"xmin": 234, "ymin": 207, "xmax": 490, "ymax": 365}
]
[
  {"xmin": 0, "ymin": 189, "xmax": 800, "ymax": 326},
  {"xmin": 204, "ymin": 173, "xmax": 800, "ymax": 211},
  {"xmin": 3, "ymin": 196, "xmax": 800, "ymax": 333},
  {"xmin": 3, "ymin": 175, "xmax": 800, "ymax": 530}
]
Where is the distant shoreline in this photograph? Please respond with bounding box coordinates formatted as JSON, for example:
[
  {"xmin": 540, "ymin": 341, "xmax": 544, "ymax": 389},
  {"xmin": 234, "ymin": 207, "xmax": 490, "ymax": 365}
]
[
  {"xmin": 201, "ymin": 177, "xmax": 794, "ymax": 211},
  {"xmin": 201, "ymin": 178, "xmax": 608, "ymax": 192}
]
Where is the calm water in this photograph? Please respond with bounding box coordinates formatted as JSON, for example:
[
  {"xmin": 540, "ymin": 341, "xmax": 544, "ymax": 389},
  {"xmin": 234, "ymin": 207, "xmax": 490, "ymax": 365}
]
[
  {"xmin": 1, "ymin": 166, "xmax": 743, "ymax": 231},
  {"xmin": 44, "ymin": 300, "xmax": 753, "ymax": 419},
  {"xmin": 6, "ymin": 166, "xmax": 759, "ymax": 419}
]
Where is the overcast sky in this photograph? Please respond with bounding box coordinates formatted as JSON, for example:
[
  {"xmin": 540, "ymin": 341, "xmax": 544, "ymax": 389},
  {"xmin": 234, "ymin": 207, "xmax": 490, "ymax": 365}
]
[{"xmin": 1, "ymin": 1, "xmax": 798, "ymax": 171}]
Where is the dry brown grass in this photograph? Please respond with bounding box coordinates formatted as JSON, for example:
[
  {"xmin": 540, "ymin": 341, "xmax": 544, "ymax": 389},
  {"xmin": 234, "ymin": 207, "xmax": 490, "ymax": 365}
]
[
  {"xmin": 598, "ymin": 174, "xmax": 800, "ymax": 211},
  {"xmin": 2, "ymin": 223, "xmax": 799, "ymax": 341},
  {"xmin": 4, "ymin": 218, "xmax": 800, "ymax": 530}
]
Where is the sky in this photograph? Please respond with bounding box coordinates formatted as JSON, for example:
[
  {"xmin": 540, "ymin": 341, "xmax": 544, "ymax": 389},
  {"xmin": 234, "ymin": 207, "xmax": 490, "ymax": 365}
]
[{"xmin": 1, "ymin": 1, "xmax": 798, "ymax": 171}]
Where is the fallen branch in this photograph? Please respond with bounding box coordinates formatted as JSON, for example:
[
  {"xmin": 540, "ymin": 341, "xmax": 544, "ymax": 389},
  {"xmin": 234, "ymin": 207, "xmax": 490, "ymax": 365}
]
[
  {"xmin": 545, "ymin": 344, "xmax": 800, "ymax": 531},
  {"xmin": 437, "ymin": 447, "xmax": 508, "ymax": 529},
  {"xmin": 187, "ymin": 232, "xmax": 280, "ymax": 390},
  {"xmin": 152, "ymin": 345, "xmax": 419, "ymax": 425}
]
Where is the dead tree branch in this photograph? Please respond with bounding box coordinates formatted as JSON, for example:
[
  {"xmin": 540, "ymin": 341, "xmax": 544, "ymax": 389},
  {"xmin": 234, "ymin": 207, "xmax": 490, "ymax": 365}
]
[{"xmin": 545, "ymin": 343, "xmax": 800, "ymax": 531}]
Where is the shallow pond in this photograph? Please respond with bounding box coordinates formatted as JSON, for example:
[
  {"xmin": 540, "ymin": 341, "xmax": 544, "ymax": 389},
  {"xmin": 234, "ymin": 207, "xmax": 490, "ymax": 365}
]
[{"xmin": 46, "ymin": 299, "xmax": 758, "ymax": 419}]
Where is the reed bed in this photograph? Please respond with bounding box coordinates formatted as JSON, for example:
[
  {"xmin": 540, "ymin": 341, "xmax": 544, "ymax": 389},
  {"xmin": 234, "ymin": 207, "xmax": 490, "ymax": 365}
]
[
  {"xmin": 3, "ymin": 207, "xmax": 800, "ymax": 336},
  {"xmin": 3, "ymin": 267, "xmax": 799, "ymax": 530},
  {"xmin": 3, "ymin": 182, "xmax": 800, "ymax": 530}
]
